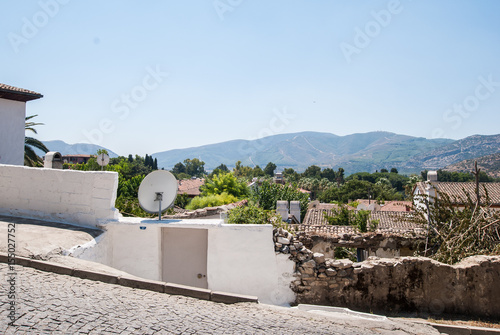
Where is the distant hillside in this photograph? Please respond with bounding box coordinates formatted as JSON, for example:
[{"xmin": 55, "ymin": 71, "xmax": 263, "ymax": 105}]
[
  {"xmin": 152, "ymin": 131, "xmax": 454, "ymax": 173},
  {"xmin": 41, "ymin": 132, "xmax": 499, "ymax": 175},
  {"xmin": 405, "ymin": 134, "xmax": 500, "ymax": 171},
  {"xmin": 35, "ymin": 140, "xmax": 119, "ymax": 158},
  {"xmin": 443, "ymin": 152, "xmax": 500, "ymax": 178}
]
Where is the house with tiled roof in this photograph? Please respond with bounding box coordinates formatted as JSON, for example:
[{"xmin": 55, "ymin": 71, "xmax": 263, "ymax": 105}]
[
  {"xmin": 0, "ymin": 83, "xmax": 43, "ymax": 165},
  {"xmin": 413, "ymin": 170, "xmax": 500, "ymax": 208},
  {"xmin": 302, "ymin": 202, "xmax": 420, "ymax": 234},
  {"xmin": 295, "ymin": 201, "xmax": 424, "ymax": 260},
  {"xmin": 177, "ymin": 178, "xmax": 205, "ymax": 198},
  {"xmin": 356, "ymin": 199, "xmax": 412, "ymax": 212},
  {"xmin": 63, "ymin": 154, "xmax": 93, "ymax": 164}
]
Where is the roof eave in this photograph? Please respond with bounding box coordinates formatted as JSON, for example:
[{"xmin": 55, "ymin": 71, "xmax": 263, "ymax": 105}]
[{"xmin": 0, "ymin": 89, "xmax": 43, "ymax": 102}]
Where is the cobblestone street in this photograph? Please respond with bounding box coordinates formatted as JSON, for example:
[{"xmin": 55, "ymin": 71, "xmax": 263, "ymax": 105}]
[{"xmin": 0, "ymin": 263, "xmax": 438, "ymax": 334}]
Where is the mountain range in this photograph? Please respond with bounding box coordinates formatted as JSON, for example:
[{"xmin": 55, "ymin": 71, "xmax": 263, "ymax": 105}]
[
  {"xmin": 443, "ymin": 152, "xmax": 500, "ymax": 178},
  {"xmin": 40, "ymin": 132, "xmax": 500, "ymax": 175},
  {"xmin": 152, "ymin": 131, "xmax": 455, "ymax": 173},
  {"xmin": 35, "ymin": 140, "xmax": 119, "ymax": 158}
]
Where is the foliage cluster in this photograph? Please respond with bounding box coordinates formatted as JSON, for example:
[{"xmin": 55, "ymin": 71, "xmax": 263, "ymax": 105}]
[
  {"xmin": 172, "ymin": 158, "xmax": 205, "ymax": 179},
  {"xmin": 324, "ymin": 207, "xmax": 378, "ymax": 233},
  {"xmin": 227, "ymin": 205, "xmax": 282, "ymax": 225},
  {"xmin": 409, "ymin": 186, "xmax": 500, "ymax": 264},
  {"xmin": 318, "ymin": 178, "xmax": 404, "ymax": 204},
  {"xmin": 201, "ymin": 172, "xmax": 249, "ymax": 198},
  {"xmin": 252, "ymin": 180, "xmax": 309, "ymax": 219},
  {"xmin": 186, "ymin": 192, "xmax": 238, "ymax": 210}
]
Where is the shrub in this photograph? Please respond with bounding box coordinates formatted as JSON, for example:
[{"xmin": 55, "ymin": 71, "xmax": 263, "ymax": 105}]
[
  {"xmin": 186, "ymin": 192, "xmax": 238, "ymax": 210},
  {"xmin": 228, "ymin": 205, "xmax": 283, "ymax": 226}
]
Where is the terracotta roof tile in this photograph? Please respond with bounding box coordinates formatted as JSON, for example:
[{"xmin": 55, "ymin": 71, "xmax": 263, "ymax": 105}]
[
  {"xmin": 379, "ymin": 201, "xmax": 412, "ymax": 212},
  {"xmin": 416, "ymin": 182, "xmax": 500, "ymax": 206},
  {"xmin": 302, "ymin": 206, "xmax": 422, "ymax": 234},
  {"xmin": 177, "ymin": 178, "xmax": 204, "ymax": 196},
  {"xmin": 0, "ymin": 83, "xmax": 43, "ymax": 102}
]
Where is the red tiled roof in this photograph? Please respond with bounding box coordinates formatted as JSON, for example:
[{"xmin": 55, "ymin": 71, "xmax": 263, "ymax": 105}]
[
  {"xmin": 379, "ymin": 201, "xmax": 412, "ymax": 212},
  {"xmin": 177, "ymin": 178, "xmax": 204, "ymax": 196},
  {"xmin": 416, "ymin": 182, "xmax": 500, "ymax": 206},
  {"xmin": 302, "ymin": 206, "xmax": 421, "ymax": 233},
  {"xmin": 0, "ymin": 83, "xmax": 43, "ymax": 102}
]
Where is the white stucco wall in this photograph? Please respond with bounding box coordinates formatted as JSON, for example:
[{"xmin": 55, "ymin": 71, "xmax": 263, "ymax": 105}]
[
  {"xmin": 0, "ymin": 98, "xmax": 26, "ymax": 166},
  {"xmin": 108, "ymin": 224, "xmax": 162, "ymax": 280},
  {"xmin": 0, "ymin": 164, "xmax": 119, "ymax": 227},
  {"xmin": 78, "ymin": 219, "xmax": 297, "ymax": 305},
  {"xmin": 207, "ymin": 224, "xmax": 295, "ymax": 305}
]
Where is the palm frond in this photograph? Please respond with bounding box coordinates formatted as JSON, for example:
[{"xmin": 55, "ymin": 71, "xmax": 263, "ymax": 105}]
[
  {"xmin": 25, "ymin": 114, "xmax": 44, "ymax": 134},
  {"xmin": 25, "ymin": 136, "xmax": 49, "ymax": 153},
  {"xmin": 24, "ymin": 144, "xmax": 42, "ymax": 167},
  {"xmin": 24, "ymin": 115, "xmax": 48, "ymax": 167}
]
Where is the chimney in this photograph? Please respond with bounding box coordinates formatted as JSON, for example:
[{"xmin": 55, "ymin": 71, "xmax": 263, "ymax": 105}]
[
  {"xmin": 289, "ymin": 201, "xmax": 301, "ymax": 223},
  {"xmin": 427, "ymin": 171, "xmax": 438, "ymax": 182},
  {"xmin": 276, "ymin": 201, "xmax": 288, "ymax": 222}
]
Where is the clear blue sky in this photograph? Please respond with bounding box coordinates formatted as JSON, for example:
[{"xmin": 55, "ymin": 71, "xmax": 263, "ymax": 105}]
[{"xmin": 2, "ymin": 0, "xmax": 500, "ymax": 156}]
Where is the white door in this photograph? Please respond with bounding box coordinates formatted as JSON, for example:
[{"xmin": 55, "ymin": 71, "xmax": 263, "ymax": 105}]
[{"xmin": 162, "ymin": 227, "xmax": 208, "ymax": 288}]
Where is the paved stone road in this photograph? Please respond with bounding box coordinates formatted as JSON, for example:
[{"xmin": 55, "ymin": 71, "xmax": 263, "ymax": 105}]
[{"xmin": 0, "ymin": 264, "xmax": 438, "ymax": 334}]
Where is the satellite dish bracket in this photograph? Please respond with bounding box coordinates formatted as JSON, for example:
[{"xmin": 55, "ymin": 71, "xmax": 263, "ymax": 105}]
[{"xmin": 155, "ymin": 192, "xmax": 163, "ymax": 220}]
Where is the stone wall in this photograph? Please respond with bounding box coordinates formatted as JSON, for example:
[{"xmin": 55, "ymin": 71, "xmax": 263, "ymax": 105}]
[
  {"xmin": 0, "ymin": 164, "xmax": 119, "ymax": 227},
  {"xmin": 296, "ymin": 231, "xmax": 425, "ymax": 259},
  {"xmin": 273, "ymin": 228, "xmax": 500, "ymax": 319}
]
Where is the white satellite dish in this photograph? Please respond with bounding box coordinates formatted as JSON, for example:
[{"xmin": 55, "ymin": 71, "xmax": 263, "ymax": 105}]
[
  {"xmin": 138, "ymin": 170, "xmax": 178, "ymax": 220},
  {"xmin": 97, "ymin": 153, "xmax": 110, "ymax": 170}
]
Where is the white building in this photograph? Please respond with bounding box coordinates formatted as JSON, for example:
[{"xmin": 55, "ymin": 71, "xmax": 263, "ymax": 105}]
[{"xmin": 0, "ymin": 83, "xmax": 43, "ymax": 166}]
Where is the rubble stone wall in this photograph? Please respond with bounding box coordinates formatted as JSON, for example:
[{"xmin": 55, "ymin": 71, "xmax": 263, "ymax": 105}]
[{"xmin": 273, "ymin": 228, "xmax": 500, "ymax": 319}]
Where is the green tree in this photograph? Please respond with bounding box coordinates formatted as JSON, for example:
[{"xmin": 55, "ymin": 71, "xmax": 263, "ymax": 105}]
[
  {"xmin": 324, "ymin": 206, "xmax": 378, "ymax": 233},
  {"xmin": 233, "ymin": 161, "xmax": 255, "ymax": 179},
  {"xmin": 174, "ymin": 193, "xmax": 190, "ymax": 209},
  {"xmin": 201, "ymin": 172, "xmax": 248, "ymax": 198},
  {"xmin": 24, "ymin": 114, "xmax": 48, "ymax": 167},
  {"xmin": 209, "ymin": 163, "xmax": 230, "ymax": 178},
  {"xmin": 321, "ymin": 168, "xmax": 336, "ymax": 182},
  {"xmin": 264, "ymin": 162, "xmax": 277, "ymax": 177},
  {"xmin": 336, "ymin": 168, "xmax": 345, "ymax": 185},
  {"xmin": 252, "ymin": 180, "xmax": 309, "ymax": 219},
  {"xmin": 184, "ymin": 158, "xmax": 205, "ymax": 177},
  {"xmin": 186, "ymin": 192, "xmax": 238, "ymax": 210},
  {"xmin": 303, "ymin": 165, "xmax": 321, "ymax": 179},
  {"xmin": 252, "ymin": 165, "xmax": 265, "ymax": 177},
  {"xmin": 390, "ymin": 168, "xmax": 398, "ymax": 174},
  {"xmin": 172, "ymin": 162, "xmax": 187, "ymax": 175},
  {"xmin": 228, "ymin": 205, "xmax": 282, "ymax": 225},
  {"xmin": 283, "ymin": 168, "xmax": 300, "ymax": 183}
]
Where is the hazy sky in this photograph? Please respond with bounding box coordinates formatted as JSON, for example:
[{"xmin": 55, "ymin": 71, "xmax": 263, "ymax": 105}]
[{"xmin": 2, "ymin": 1, "xmax": 500, "ymax": 156}]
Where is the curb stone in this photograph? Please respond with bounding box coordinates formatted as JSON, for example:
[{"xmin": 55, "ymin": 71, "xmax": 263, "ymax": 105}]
[{"xmin": 0, "ymin": 252, "xmax": 258, "ymax": 304}]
